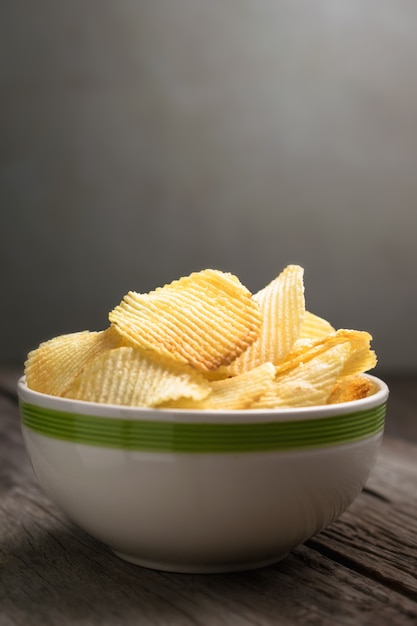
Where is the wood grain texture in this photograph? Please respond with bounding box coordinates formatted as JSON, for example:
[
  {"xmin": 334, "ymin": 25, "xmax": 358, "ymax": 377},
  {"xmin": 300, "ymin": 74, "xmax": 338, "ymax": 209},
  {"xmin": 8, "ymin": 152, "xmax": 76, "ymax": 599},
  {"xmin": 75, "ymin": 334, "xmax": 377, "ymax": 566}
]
[{"xmin": 1, "ymin": 371, "xmax": 417, "ymax": 625}]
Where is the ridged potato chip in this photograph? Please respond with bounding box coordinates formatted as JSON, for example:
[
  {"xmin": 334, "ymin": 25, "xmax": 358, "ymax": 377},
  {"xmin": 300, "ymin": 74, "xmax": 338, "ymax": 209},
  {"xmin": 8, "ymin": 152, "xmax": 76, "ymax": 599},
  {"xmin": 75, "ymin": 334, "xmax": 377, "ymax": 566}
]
[
  {"xmin": 64, "ymin": 347, "xmax": 210, "ymax": 407},
  {"xmin": 161, "ymin": 362, "xmax": 276, "ymax": 410},
  {"xmin": 253, "ymin": 343, "xmax": 351, "ymax": 409},
  {"xmin": 109, "ymin": 269, "xmax": 262, "ymax": 372},
  {"xmin": 221, "ymin": 265, "xmax": 305, "ymax": 376},
  {"xmin": 24, "ymin": 264, "xmax": 378, "ymax": 409},
  {"xmin": 327, "ymin": 374, "xmax": 377, "ymax": 404},
  {"xmin": 24, "ymin": 327, "xmax": 124, "ymax": 397},
  {"xmin": 299, "ymin": 311, "xmax": 335, "ymax": 340},
  {"xmin": 275, "ymin": 329, "xmax": 376, "ymax": 380}
]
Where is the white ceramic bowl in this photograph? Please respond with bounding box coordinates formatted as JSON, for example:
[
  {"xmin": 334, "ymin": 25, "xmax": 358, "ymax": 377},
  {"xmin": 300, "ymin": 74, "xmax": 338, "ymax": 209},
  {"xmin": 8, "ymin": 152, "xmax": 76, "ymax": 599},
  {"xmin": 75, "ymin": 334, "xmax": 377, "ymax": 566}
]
[{"xmin": 18, "ymin": 375, "xmax": 389, "ymax": 574}]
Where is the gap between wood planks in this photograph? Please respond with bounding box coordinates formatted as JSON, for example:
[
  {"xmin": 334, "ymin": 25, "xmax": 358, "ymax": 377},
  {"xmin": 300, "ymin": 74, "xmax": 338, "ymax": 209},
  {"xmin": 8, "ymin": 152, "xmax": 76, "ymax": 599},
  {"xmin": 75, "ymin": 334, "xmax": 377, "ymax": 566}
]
[{"xmin": 306, "ymin": 539, "xmax": 417, "ymax": 603}]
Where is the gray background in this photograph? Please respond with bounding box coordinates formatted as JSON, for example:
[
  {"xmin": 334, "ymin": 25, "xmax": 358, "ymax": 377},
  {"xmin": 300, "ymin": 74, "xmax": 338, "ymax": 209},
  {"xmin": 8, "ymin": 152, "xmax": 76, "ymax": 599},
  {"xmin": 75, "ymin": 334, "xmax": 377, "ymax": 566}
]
[{"xmin": 1, "ymin": 0, "xmax": 416, "ymax": 373}]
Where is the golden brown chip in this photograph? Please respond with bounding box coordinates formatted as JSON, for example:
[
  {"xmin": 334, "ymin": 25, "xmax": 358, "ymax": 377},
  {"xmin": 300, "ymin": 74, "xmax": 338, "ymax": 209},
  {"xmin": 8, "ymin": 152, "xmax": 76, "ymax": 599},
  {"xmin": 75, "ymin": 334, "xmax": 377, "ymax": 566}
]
[
  {"xmin": 64, "ymin": 346, "xmax": 211, "ymax": 407},
  {"xmin": 221, "ymin": 265, "xmax": 305, "ymax": 376},
  {"xmin": 108, "ymin": 269, "xmax": 262, "ymax": 372},
  {"xmin": 327, "ymin": 374, "xmax": 377, "ymax": 404},
  {"xmin": 24, "ymin": 327, "xmax": 124, "ymax": 396},
  {"xmin": 161, "ymin": 362, "xmax": 276, "ymax": 410},
  {"xmin": 253, "ymin": 343, "xmax": 351, "ymax": 408}
]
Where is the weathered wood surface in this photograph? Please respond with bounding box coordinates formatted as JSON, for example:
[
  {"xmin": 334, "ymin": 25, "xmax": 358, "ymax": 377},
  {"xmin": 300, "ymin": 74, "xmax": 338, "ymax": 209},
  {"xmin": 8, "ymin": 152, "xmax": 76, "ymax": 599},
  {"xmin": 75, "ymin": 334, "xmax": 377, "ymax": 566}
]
[{"xmin": 1, "ymin": 369, "xmax": 416, "ymax": 626}]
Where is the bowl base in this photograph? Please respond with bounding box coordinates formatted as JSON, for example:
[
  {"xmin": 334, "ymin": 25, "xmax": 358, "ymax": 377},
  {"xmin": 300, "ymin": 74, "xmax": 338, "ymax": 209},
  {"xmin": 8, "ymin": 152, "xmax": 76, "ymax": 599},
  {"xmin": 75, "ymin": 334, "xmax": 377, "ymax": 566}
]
[{"xmin": 111, "ymin": 549, "xmax": 290, "ymax": 574}]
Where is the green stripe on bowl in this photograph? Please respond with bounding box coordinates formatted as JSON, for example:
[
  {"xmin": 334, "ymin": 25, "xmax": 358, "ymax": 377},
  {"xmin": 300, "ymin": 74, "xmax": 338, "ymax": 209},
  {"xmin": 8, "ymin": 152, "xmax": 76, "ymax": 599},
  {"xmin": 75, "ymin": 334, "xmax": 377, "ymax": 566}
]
[{"xmin": 19, "ymin": 401, "xmax": 386, "ymax": 452}]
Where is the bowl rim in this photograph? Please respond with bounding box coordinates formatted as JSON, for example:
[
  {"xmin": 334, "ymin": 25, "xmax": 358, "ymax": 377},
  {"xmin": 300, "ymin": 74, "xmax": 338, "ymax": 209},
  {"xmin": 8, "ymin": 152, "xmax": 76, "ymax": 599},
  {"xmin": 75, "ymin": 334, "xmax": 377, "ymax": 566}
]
[{"xmin": 17, "ymin": 374, "xmax": 389, "ymax": 424}]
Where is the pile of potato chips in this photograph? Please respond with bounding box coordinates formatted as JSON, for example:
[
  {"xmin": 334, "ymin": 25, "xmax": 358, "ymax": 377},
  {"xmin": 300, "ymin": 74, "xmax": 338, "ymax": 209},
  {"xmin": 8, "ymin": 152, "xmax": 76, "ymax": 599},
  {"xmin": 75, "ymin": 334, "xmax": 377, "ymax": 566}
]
[{"xmin": 25, "ymin": 265, "xmax": 377, "ymax": 410}]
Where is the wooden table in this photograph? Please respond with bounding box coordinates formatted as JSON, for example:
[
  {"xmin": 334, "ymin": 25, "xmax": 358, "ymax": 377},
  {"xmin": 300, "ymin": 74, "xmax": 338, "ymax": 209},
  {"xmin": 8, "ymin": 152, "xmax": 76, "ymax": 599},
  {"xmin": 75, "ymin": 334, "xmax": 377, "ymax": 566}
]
[{"xmin": 1, "ymin": 369, "xmax": 416, "ymax": 625}]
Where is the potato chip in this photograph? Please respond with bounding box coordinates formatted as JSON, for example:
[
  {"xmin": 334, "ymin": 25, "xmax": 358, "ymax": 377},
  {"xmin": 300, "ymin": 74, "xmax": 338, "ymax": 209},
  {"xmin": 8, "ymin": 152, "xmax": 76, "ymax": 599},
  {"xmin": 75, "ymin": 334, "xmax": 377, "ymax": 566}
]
[
  {"xmin": 327, "ymin": 374, "xmax": 377, "ymax": 404},
  {"xmin": 108, "ymin": 269, "xmax": 262, "ymax": 372},
  {"xmin": 161, "ymin": 362, "xmax": 276, "ymax": 410},
  {"xmin": 221, "ymin": 265, "xmax": 305, "ymax": 376},
  {"xmin": 24, "ymin": 327, "xmax": 124, "ymax": 397},
  {"xmin": 275, "ymin": 329, "xmax": 375, "ymax": 380},
  {"xmin": 299, "ymin": 311, "xmax": 335, "ymax": 340},
  {"xmin": 253, "ymin": 343, "xmax": 351, "ymax": 408},
  {"xmin": 24, "ymin": 264, "xmax": 378, "ymax": 410},
  {"xmin": 337, "ymin": 330, "xmax": 377, "ymax": 377},
  {"xmin": 64, "ymin": 347, "xmax": 211, "ymax": 407}
]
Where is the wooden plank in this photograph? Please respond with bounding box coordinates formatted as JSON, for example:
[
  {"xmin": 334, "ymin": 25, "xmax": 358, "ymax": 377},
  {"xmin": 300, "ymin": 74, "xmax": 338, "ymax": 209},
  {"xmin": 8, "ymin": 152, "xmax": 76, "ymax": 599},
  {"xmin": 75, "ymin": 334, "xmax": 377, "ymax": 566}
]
[
  {"xmin": 1, "ymin": 385, "xmax": 417, "ymax": 625},
  {"xmin": 2, "ymin": 479, "xmax": 417, "ymax": 626}
]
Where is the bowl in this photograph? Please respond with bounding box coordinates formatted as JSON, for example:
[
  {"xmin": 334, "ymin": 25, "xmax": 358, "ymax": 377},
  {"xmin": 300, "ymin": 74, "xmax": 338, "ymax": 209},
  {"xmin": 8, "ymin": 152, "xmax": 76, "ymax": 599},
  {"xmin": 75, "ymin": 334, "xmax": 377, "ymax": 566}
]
[{"xmin": 17, "ymin": 374, "xmax": 389, "ymax": 574}]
